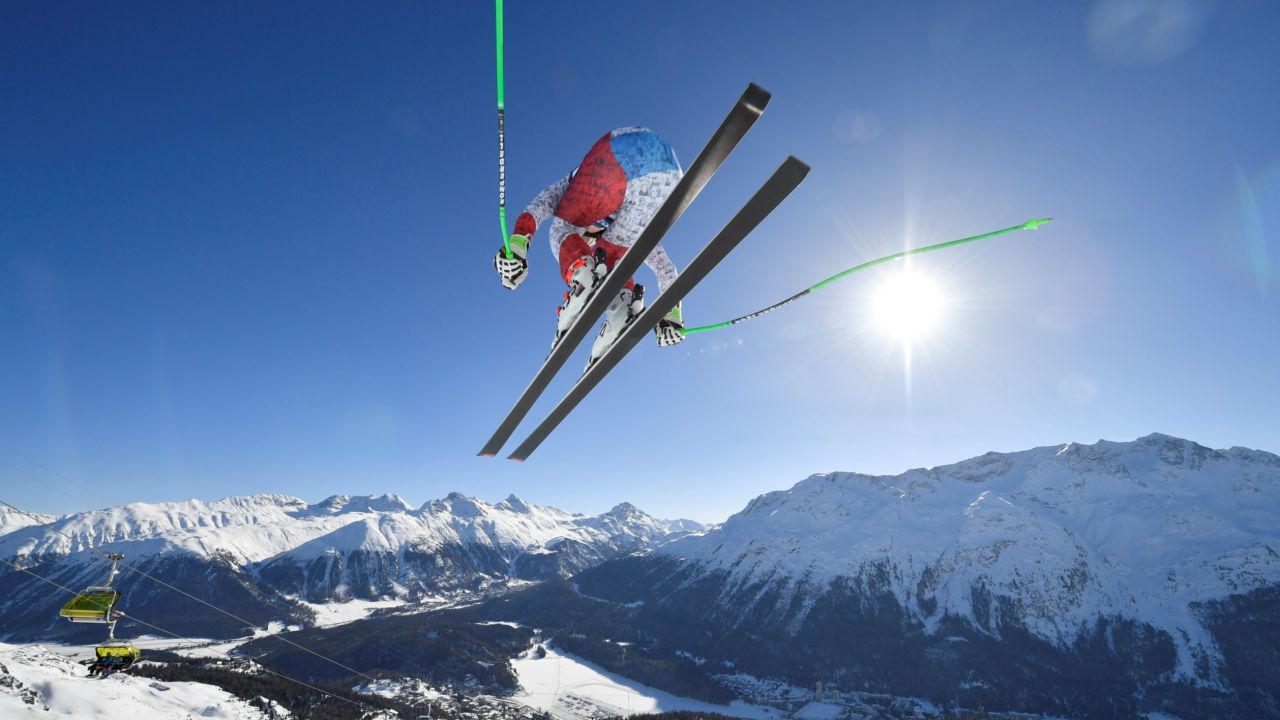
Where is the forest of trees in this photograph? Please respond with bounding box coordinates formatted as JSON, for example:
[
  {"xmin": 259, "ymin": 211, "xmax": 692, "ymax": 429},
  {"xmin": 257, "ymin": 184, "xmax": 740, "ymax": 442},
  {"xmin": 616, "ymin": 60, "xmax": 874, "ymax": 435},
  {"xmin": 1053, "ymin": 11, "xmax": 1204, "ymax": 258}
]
[{"xmin": 131, "ymin": 656, "xmax": 416, "ymax": 720}]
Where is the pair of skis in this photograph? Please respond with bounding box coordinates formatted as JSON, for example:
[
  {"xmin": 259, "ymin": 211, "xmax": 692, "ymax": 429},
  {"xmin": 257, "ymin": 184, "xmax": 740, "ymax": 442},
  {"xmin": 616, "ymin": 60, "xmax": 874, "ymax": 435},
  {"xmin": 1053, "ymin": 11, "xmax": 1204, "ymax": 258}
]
[{"xmin": 480, "ymin": 83, "xmax": 809, "ymax": 461}]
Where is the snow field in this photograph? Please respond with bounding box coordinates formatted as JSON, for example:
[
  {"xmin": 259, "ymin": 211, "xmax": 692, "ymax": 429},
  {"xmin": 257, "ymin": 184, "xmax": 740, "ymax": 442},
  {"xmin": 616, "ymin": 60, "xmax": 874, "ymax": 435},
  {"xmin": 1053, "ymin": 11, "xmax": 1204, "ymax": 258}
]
[
  {"xmin": 294, "ymin": 597, "xmax": 409, "ymax": 628},
  {"xmin": 510, "ymin": 645, "xmax": 783, "ymax": 720},
  {"xmin": 0, "ymin": 642, "xmax": 270, "ymax": 719}
]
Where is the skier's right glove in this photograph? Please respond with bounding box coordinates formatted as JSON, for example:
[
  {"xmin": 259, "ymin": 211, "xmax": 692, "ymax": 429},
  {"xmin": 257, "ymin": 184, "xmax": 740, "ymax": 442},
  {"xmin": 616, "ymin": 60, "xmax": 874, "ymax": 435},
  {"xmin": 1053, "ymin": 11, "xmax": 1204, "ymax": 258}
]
[
  {"xmin": 494, "ymin": 234, "xmax": 530, "ymax": 290},
  {"xmin": 655, "ymin": 303, "xmax": 685, "ymax": 347}
]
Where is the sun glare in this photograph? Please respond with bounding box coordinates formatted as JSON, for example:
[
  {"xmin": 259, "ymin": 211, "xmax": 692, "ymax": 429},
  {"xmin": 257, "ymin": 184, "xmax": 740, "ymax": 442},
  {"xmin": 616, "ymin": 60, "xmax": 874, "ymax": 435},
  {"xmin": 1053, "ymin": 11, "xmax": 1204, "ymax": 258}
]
[{"xmin": 872, "ymin": 269, "xmax": 945, "ymax": 341}]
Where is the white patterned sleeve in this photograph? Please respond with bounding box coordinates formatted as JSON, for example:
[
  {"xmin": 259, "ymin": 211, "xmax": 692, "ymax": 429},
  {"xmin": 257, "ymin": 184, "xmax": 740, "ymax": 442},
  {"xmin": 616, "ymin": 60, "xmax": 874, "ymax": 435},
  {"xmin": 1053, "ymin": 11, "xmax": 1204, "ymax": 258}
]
[
  {"xmin": 519, "ymin": 172, "xmax": 572, "ymax": 236},
  {"xmin": 644, "ymin": 243, "xmax": 680, "ymax": 295}
]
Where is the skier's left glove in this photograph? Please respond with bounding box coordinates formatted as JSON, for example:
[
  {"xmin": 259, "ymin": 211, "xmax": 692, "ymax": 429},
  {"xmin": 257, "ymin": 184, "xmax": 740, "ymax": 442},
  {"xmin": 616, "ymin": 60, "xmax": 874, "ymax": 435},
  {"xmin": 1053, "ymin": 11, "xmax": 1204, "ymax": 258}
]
[
  {"xmin": 655, "ymin": 303, "xmax": 685, "ymax": 347},
  {"xmin": 494, "ymin": 234, "xmax": 530, "ymax": 290}
]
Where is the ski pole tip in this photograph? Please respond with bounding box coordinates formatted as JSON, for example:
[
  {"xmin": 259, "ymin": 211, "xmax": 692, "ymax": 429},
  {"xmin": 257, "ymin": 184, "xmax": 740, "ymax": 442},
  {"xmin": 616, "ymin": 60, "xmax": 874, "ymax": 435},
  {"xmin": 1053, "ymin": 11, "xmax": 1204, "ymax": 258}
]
[{"xmin": 1022, "ymin": 217, "xmax": 1054, "ymax": 230}]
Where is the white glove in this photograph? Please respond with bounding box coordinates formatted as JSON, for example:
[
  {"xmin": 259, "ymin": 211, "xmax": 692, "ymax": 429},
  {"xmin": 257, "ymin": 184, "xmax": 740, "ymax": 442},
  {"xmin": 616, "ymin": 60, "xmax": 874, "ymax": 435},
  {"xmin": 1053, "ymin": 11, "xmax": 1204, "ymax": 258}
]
[
  {"xmin": 494, "ymin": 234, "xmax": 530, "ymax": 290},
  {"xmin": 655, "ymin": 303, "xmax": 685, "ymax": 347}
]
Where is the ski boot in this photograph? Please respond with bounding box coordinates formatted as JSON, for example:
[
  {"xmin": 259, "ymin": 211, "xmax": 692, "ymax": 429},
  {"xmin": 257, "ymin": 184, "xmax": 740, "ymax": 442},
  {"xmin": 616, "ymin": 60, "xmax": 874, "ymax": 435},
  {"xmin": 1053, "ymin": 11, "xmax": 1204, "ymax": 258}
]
[
  {"xmin": 552, "ymin": 247, "xmax": 609, "ymax": 350},
  {"xmin": 587, "ymin": 284, "xmax": 645, "ymax": 370}
]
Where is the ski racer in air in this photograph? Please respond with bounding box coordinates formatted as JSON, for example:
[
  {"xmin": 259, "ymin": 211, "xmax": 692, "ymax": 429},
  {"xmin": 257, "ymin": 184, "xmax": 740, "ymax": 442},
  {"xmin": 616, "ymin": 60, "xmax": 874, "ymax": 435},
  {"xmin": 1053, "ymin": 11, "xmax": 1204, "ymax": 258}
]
[{"xmin": 493, "ymin": 127, "xmax": 686, "ymax": 364}]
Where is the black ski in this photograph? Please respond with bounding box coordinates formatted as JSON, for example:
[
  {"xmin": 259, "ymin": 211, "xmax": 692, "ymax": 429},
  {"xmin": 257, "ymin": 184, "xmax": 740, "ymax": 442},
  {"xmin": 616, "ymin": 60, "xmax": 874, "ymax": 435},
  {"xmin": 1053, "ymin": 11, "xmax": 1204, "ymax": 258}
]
[
  {"xmin": 478, "ymin": 83, "xmax": 772, "ymax": 457},
  {"xmin": 508, "ymin": 156, "xmax": 810, "ymax": 461}
]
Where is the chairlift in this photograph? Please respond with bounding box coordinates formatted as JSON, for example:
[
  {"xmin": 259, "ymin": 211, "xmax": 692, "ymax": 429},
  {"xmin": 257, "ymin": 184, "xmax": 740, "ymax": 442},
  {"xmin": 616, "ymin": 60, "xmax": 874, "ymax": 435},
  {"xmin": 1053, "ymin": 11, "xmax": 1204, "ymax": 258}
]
[
  {"xmin": 58, "ymin": 553, "xmax": 143, "ymax": 676},
  {"xmin": 58, "ymin": 586, "xmax": 121, "ymax": 623},
  {"xmin": 60, "ymin": 552, "xmax": 126, "ymax": 623},
  {"xmin": 93, "ymin": 642, "xmax": 141, "ymax": 669}
]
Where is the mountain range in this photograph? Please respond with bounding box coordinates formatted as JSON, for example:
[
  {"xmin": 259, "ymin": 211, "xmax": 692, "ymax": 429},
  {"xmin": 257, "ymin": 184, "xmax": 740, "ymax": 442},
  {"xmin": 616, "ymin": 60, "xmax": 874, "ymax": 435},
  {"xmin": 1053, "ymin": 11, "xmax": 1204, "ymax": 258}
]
[
  {"xmin": 0, "ymin": 491, "xmax": 701, "ymax": 640},
  {"xmin": 1, "ymin": 433, "xmax": 1277, "ymax": 718}
]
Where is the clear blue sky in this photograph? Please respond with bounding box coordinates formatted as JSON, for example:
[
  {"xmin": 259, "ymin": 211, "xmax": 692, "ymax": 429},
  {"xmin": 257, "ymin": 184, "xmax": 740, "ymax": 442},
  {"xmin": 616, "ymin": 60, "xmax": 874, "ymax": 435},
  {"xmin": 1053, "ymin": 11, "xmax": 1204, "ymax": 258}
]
[{"xmin": 3, "ymin": 1, "xmax": 1277, "ymax": 522}]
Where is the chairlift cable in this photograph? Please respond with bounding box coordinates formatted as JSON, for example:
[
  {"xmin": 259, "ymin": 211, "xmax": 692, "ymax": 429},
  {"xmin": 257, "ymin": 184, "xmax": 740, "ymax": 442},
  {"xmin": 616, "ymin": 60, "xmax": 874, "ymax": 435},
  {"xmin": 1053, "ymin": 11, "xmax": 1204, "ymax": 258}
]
[{"xmin": 0, "ymin": 554, "xmax": 374, "ymax": 712}]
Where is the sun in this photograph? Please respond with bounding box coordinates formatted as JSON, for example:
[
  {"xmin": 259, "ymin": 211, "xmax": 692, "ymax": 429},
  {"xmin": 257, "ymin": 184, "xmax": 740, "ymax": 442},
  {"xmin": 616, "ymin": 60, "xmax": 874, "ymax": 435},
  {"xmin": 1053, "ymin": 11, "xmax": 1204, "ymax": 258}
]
[{"xmin": 871, "ymin": 269, "xmax": 946, "ymax": 341}]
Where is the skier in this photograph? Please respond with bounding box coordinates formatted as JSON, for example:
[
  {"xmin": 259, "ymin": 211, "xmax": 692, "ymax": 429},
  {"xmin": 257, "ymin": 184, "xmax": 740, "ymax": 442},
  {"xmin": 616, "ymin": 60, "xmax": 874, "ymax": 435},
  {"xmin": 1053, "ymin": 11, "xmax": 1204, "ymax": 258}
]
[{"xmin": 493, "ymin": 127, "xmax": 686, "ymax": 364}]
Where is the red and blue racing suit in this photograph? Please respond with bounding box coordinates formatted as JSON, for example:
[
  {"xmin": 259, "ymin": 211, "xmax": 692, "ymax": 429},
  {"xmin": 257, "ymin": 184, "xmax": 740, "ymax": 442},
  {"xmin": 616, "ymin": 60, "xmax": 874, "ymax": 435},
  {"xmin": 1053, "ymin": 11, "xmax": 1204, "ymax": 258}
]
[{"xmin": 513, "ymin": 127, "xmax": 682, "ymax": 293}]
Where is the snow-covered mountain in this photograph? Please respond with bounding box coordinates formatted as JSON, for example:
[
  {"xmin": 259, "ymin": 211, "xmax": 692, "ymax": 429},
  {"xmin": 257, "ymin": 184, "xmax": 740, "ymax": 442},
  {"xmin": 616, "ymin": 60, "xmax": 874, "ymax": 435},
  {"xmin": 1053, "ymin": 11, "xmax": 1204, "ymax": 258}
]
[
  {"xmin": 254, "ymin": 493, "xmax": 679, "ymax": 600},
  {"xmin": 0, "ymin": 506, "xmax": 53, "ymax": 536},
  {"xmin": 576, "ymin": 433, "xmax": 1280, "ymax": 718},
  {"xmin": 0, "ymin": 492, "xmax": 690, "ymax": 640}
]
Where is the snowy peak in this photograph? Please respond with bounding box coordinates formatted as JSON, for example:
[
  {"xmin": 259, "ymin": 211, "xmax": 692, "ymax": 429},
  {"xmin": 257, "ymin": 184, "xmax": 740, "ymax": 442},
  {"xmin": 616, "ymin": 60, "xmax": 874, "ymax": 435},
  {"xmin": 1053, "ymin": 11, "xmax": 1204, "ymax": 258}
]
[
  {"xmin": 1049, "ymin": 432, "xmax": 1272, "ymax": 475},
  {"xmin": 425, "ymin": 491, "xmax": 488, "ymax": 517},
  {"xmin": 691, "ymin": 433, "xmax": 1280, "ymax": 570},
  {"xmin": 0, "ymin": 493, "xmax": 319, "ymax": 562},
  {"xmin": 585, "ymin": 502, "xmax": 661, "ymax": 530},
  {"xmin": 308, "ymin": 493, "xmax": 412, "ymax": 515},
  {"xmin": 606, "ymin": 501, "xmax": 642, "ymax": 517},
  {"xmin": 0, "ymin": 505, "xmax": 54, "ymax": 535},
  {"xmin": 661, "ymin": 518, "xmax": 708, "ymax": 534},
  {"xmin": 497, "ymin": 494, "xmax": 533, "ymax": 514}
]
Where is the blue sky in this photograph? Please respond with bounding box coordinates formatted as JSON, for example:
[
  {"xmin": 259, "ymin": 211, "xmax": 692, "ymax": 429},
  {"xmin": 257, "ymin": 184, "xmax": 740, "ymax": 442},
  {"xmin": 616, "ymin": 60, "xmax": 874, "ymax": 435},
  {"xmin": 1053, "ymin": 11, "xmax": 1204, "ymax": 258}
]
[{"xmin": 3, "ymin": 1, "xmax": 1277, "ymax": 522}]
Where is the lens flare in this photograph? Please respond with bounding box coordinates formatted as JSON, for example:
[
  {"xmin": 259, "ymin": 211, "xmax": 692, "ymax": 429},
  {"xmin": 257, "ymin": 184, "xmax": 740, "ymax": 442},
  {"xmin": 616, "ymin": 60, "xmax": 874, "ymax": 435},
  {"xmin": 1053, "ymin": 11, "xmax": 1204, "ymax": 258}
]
[{"xmin": 1234, "ymin": 165, "xmax": 1274, "ymax": 297}]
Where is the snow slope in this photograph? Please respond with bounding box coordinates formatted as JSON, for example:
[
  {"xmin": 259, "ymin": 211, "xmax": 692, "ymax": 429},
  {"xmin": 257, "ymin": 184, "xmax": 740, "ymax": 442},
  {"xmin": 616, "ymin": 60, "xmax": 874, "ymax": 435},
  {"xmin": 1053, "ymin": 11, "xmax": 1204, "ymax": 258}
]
[{"xmin": 0, "ymin": 642, "xmax": 270, "ymax": 719}]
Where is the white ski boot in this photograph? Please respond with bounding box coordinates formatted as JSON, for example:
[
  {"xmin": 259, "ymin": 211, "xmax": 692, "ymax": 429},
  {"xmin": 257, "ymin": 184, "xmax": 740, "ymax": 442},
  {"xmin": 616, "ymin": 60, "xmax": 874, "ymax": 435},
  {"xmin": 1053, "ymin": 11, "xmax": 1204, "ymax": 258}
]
[
  {"xmin": 552, "ymin": 247, "xmax": 609, "ymax": 350},
  {"xmin": 587, "ymin": 284, "xmax": 645, "ymax": 370}
]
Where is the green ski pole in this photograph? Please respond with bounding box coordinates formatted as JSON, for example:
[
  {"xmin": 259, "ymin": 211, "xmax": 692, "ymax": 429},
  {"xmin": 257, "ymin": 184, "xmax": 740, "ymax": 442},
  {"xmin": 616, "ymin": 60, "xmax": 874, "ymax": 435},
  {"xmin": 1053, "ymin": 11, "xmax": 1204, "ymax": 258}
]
[
  {"xmin": 682, "ymin": 217, "xmax": 1053, "ymax": 336},
  {"xmin": 496, "ymin": 0, "xmax": 511, "ymax": 258}
]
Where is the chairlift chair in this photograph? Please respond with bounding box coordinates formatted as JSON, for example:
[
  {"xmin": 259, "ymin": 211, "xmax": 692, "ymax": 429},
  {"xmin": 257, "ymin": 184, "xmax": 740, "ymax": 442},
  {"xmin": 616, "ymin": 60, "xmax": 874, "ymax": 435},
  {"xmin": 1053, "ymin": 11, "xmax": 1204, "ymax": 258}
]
[
  {"xmin": 59, "ymin": 552, "xmax": 125, "ymax": 623},
  {"xmin": 59, "ymin": 586, "xmax": 121, "ymax": 623},
  {"xmin": 94, "ymin": 642, "xmax": 141, "ymax": 668}
]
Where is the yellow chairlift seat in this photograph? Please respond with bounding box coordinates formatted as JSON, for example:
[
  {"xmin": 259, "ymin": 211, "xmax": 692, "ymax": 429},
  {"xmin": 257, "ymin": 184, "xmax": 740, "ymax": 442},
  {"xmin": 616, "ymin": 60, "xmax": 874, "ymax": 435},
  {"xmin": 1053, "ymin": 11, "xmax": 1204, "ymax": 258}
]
[
  {"xmin": 59, "ymin": 587, "xmax": 121, "ymax": 623},
  {"xmin": 94, "ymin": 643, "xmax": 141, "ymax": 664}
]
